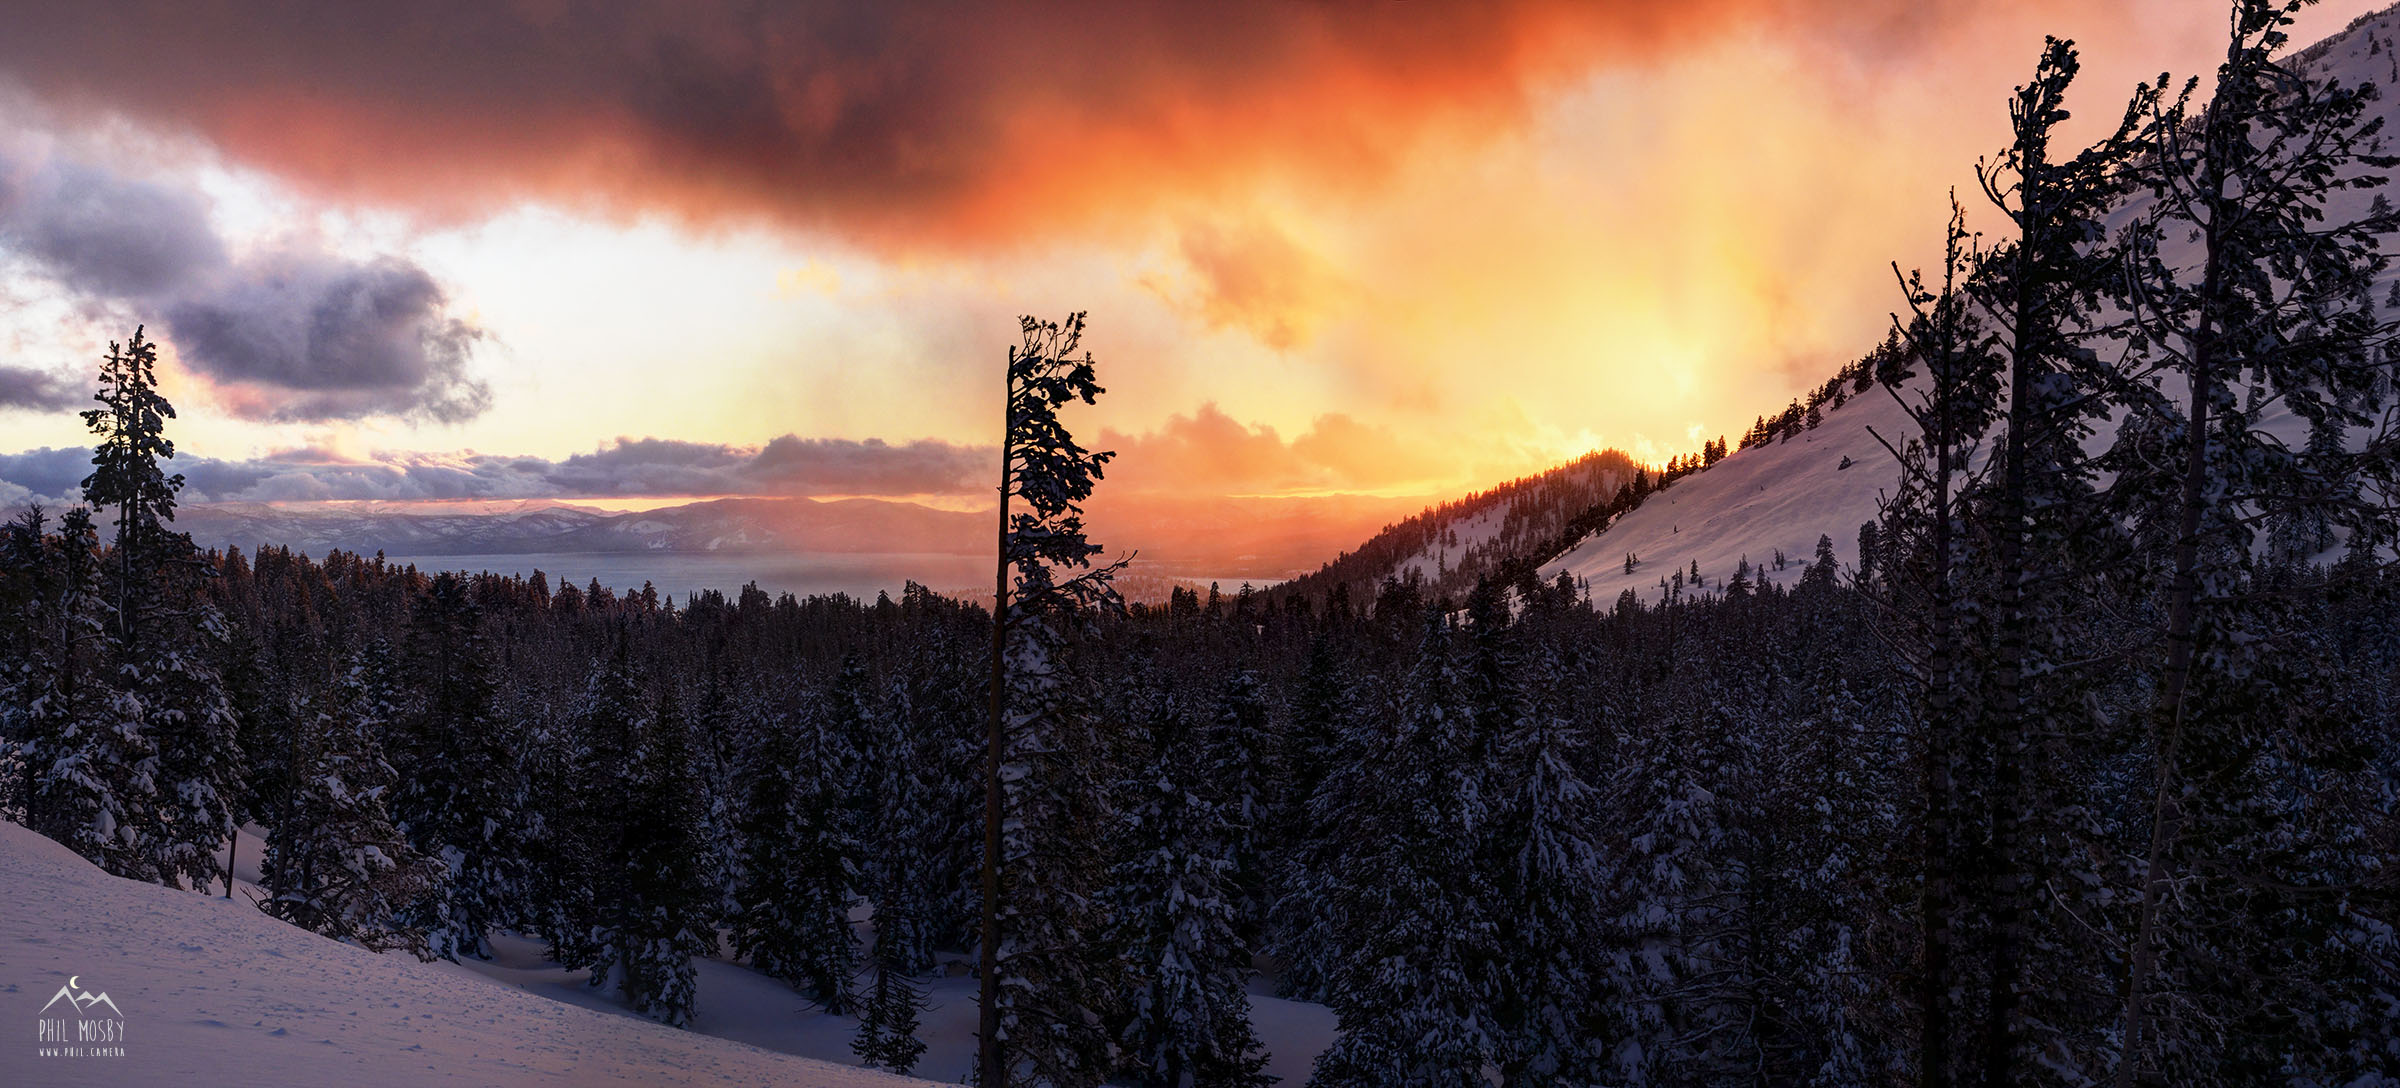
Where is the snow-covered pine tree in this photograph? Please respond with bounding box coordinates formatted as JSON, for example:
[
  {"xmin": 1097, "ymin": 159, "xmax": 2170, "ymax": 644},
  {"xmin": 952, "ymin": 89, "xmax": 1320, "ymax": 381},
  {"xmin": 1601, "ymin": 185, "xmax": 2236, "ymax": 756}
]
[
  {"xmin": 611, "ymin": 686, "xmax": 718, "ymax": 1027},
  {"xmin": 1309, "ymin": 607, "xmax": 1500, "ymax": 1088},
  {"xmin": 130, "ymin": 586, "xmax": 243, "ymax": 891},
  {"xmin": 1874, "ymin": 194, "xmax": 2002, "ymax": 1088},
  {"xmin": 852, "ymin": 961, "xmax": 930, "ymax": 1075},
  {"xmin": 15, "ymin": 506, "xmax": 155, "ymax": 877},
  {"xmin": 554, "ymin": 636, "xmax": 649, "ymax": 981},
  {"xmin": 79, "ymin": 326, "xmax": 242, "ymax": 892},
  {"xmin": 259, "ymin": 642, "xmax": 441, "ymax": 957},
  {"xmin": 2114, "ymin": 2, "xmax": 2400, "ymax": 1079},
  {"xmin": 688, "ymin": 647, "xmax": 745, "ymax": 925},
  {"xmin": 1599, "ymin": 677, "xmax": 1728, "ymax": 1086},
  {"xmin": 1109, "ymin": 677, "xmax": 1273, "ymax": 1088},
  {"xmin": 978, "ymin": 312, "xmax": 1129, "ymax": 1088},
  {"xmin": 0, "ymin": 507, "xmax": 49, "ymax": 821},
  {"xmin": 988, "ymin": 559, "xmax": 1121, "ymax": 1088},
  {"xmin": 393, "ymin": 572, "xmax": 531, "ymax": 959},
  {"xmin": 1487, "ymin": 628, "xmax": 1610, "ymax": 1088},
  {"xmin": 218, "ymin": 617, "xmax": 294, "ymax": 859},
  {"xmin": 1204, "ymin": 667, "xmax": 1274, "ymax": 944},
  {"xmin": 863, "ymin": 665, "xmax": 941, "ymax": 976},
  {"xmin": 729, "ymin": 701, "xmax": 860, "ymax": 1013},
  {"xmin": 1960, "ymin": 37, "xmax": 2142, "ymax": 1080},
  {"xmin": 1266, "ymin": 632, "xmax": 1371, "ymax": 1005},
  {"xmin": 889, "ymin": 597, "xmax": 989, "ymax": 956}
]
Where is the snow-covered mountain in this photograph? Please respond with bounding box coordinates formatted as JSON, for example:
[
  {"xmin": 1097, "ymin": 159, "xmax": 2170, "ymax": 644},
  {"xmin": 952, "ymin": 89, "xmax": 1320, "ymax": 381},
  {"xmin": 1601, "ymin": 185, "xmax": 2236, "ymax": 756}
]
[
  {"xmin": 1264, "ymin": 449, "xmax": 1641, "ymax": 606},
  {"xmin": 1544, "ymin": 375, "xmax": 1902, "ymax": 602},
  {"xmin": 1278, "ymin": 4, "xmax": 2400, "ymax": 609}
]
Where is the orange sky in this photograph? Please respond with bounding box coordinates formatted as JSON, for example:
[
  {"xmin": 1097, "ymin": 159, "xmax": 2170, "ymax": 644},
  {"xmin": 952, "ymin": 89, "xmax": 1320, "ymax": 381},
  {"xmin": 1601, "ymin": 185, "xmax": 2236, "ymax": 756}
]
[{"xmin": 0, "ymin": 1, "xmax": 2386, "ymax": 525}]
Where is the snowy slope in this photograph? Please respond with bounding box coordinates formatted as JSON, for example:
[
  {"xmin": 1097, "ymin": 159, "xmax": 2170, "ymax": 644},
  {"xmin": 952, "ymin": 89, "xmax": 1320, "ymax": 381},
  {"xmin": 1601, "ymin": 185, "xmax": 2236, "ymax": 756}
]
[
  {"xmin": 1546, "ymin": 5, "xmax": 2400, "ymax": 601},
  {"xmin": 0, "ymin": 820, "xmax": 936, "ymax": 1088},
  {"xmin": 1545, "ymin": 382, "xmax": 1905, "ymax": 601},
  {"xmin": 3, "ymin": 821, "xmax": 1336, "ymax": 1087},
  {"xmin": 1393, "ymin": 504, "xmax": 1510, "ymax": 585}
]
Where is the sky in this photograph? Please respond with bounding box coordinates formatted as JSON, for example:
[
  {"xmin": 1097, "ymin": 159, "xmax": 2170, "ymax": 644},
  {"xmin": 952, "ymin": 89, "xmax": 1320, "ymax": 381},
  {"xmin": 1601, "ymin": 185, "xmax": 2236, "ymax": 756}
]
[{"xmin": 0, "ymin": 1, "xmax": 2385, "ymax": 534}]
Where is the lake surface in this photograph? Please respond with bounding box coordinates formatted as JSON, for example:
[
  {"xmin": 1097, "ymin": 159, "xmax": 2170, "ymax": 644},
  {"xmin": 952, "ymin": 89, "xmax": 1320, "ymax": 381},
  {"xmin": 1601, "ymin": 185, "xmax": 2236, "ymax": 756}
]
[{"xmin": 377, "ymin": 550, "xmax": 995, "ymax": 604}]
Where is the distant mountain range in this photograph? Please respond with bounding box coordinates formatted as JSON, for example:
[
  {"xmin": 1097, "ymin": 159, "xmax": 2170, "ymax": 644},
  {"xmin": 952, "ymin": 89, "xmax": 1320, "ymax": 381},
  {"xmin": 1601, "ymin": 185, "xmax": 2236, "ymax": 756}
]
[
  {"xmin": 176, "ymin": 496, "xmax": 988, "ymax": 559},
  {"xmin": 170, "ymin": 491, "xmax": 1432, "ymax": 588}
]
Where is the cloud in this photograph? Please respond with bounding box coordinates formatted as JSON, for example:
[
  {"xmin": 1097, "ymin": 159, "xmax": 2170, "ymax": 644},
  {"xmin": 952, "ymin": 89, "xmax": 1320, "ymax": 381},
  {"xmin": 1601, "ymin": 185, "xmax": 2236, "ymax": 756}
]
[
  {"xmin": 164, "ymin": 254, "xmax": 490, "ymax": 422},
  {"xmin": 1160, "ymin": 219, "xmax": 1349, "ymax": 350},
  {"xmin": 0, "ymin": 433, "xmax": 993, "ymax": 507},
  {"xmin": 0, "ymin": 136, "xmax": 491, "ymax": 422},
  {"xmin": 0, "ymin": 1, "xmax": 2024, "ymax": 252},
  {"xmin": 544, "ymin": 434, "xmax": 988, "ymax": 498},
  {"xmin": 0, "ymin": 364, "xmax": 80, "ymax": 411},
  {"xmin": 0, "ymin": 155, "xmax": 225, "ymax": 297},
  {"xmin": 0, "ymin": 446, "xmax": 88, "ymax": 503},
  {"xmin": 1100, "ymin": 402, "xmax": 1453, "ymax": 495},
  {"xmin": 0, "ymin": 401, "xmax": 1448, "ymax": 507}
]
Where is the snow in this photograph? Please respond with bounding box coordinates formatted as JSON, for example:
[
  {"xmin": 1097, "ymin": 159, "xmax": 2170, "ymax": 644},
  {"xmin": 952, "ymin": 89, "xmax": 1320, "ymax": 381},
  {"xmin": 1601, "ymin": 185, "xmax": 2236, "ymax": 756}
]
[
  {"xmin": 1544, "ymin": 3, "xmax": 2400, "ymax": 602},
  {"xmin": 1394, "ymin": 505, "xmax": 1511, "ymax": 585},
  {"xmin": 3, "ymin": 822, "xmax": 1338, "ymax": 1086},
  {"xmin": 0, "ymin": 819, "xmax": 934, "ymax": 1087},
  {"xmin": 1546, "ymin": 385, "xmax": 1908, "ymax": 602}
]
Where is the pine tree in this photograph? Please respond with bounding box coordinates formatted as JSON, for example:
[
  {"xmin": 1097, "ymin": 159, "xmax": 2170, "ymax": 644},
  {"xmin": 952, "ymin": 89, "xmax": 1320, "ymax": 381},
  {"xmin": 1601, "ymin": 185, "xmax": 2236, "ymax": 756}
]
[
  {"xmin": 863, "ymin": 666, "xmax": 941, "ymax": 977},
  {"xmin": 1876, "ymin": 194, "xmax": 2002, "ymax": 1087},
  {"xmin": 1205, "ymin": 668, "xmax": 1274, "ymax": 943},
  {"xmin": 78, "ymin": 325, "xmax": 241, "ymax": 891},
  {"xmin": 1489, "ymin": 634, "xmax": 1609, "ymax": 1088},
  {"xmin": 393, "ymin": 572, "xmax": 530, "ymax": 959},
  {"xmin": 613, "ymin": 687, "xmax": 718, "ymax": 1027},
  {"xmin": 730, "ymin": 702, "xmax": 860, "ymax": 1013},
  {"xmin": 1961, "ymin": 38, "xmax": 2142, "ymax": 1079},
  {"xmin": 2114, "ymin": 2, "xmax": 2400, "ymax": 1079},
  {"xmin": 989, "ymin": 561, "xmax": 1121, "ymax": 1088},
  {"xmin": 852, "ymin": 962, "xmax": 930, "ymax": 1075},
  {"xmin": 1309, "ymin": 609, "xmax": 1499, "ymax": 1088},
  {"xmin": 81, "ymin": 327, "xmax": 180, "ymax": 651},
  {"xmin": 553, "ymin": 636, "xmax": 715, "ymax": 1026},
  {"xmin": 979, "ymin": 313, "xmax": 1128, "ymax": 1088},
  {"xmin": 1110, "ymin": 680, "xmax": 1273, "ymax": 1088},
  {"xmin": 259, "ymin": 642, "xmax": 441, "ymax": 957},
  {"xmin": 16, "ymin": 507, "xmax": 155, "ymax": 877}
]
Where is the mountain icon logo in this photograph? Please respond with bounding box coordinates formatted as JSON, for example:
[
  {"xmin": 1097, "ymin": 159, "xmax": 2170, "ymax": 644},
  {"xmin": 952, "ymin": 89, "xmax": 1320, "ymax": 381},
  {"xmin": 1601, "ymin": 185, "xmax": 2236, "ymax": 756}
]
[{"xmin": 39, "ymin": 976, "xmax": 122, "ymax": 1018}]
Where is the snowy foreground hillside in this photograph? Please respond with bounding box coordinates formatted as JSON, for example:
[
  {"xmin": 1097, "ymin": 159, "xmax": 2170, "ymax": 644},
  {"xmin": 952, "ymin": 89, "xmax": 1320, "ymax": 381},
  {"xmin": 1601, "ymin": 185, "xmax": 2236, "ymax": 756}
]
[
  {"xmin": 0, "ymin": 822, "xmax": 1336, "ymax": 1086},
  {"xmin": 0, "ymin": 821, "xmax": 936, "ymax": 1087}
]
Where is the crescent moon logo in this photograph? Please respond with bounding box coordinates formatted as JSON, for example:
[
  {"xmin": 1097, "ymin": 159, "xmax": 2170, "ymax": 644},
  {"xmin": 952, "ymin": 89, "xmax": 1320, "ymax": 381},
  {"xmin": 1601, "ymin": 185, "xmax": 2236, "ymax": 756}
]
[{"xmin": 66, "ymin": 975, "xmax": 78, "ymax": 990}]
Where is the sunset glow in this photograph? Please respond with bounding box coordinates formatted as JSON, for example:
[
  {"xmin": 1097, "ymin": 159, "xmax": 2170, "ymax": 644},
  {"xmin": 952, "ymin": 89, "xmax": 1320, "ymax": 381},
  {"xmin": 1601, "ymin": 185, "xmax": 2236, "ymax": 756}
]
[{"xmin": 0, "ymin": 1, "xmax": 2382, "ymax": 551}]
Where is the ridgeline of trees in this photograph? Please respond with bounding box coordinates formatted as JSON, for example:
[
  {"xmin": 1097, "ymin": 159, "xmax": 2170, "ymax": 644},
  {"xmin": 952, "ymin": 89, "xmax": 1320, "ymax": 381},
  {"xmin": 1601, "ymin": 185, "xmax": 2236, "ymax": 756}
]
[
  {"xmin": 1261, "ymin": 448, "xmax": 1640, "ymax": 612},
  {"xmin": 2, "ymin": 3, "xmax": 2398, "ymax": 1085}
]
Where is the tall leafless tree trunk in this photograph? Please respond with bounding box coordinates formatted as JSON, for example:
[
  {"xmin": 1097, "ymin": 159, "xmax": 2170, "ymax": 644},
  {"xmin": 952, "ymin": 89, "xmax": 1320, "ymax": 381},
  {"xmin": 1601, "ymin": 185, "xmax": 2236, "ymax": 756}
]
[{"xmin": 979, "ymin": 377, "xmax": 1013, "ymax": 1088}]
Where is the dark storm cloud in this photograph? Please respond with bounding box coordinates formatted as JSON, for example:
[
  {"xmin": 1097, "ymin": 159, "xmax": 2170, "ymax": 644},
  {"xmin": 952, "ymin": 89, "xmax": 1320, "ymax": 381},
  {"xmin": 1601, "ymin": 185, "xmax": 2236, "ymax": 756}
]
[
  {"xmin": 0, "ymin": 0, "xmax": 2023, "ymax": 249},
  {"xmin": 0, "ymin": 364, "xmax": 80, "ymax": 411},
  {"xmin": 0, "ymin": 140, "xmax": 490, "ymax": 422},
  {"xmin": 0, "ymin": 156, "xmax": 226, "ymax": 297},
  {"xmin": 163, "ymin": 255, "xmax": 490, "ymax": 423},
  {"xmin": 0, "ymin": 445, "xmax": 92, "ymax": 501},
  {"xmin": 0, "ymin": 434, "xmax": 991, "ymax": 506}
]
